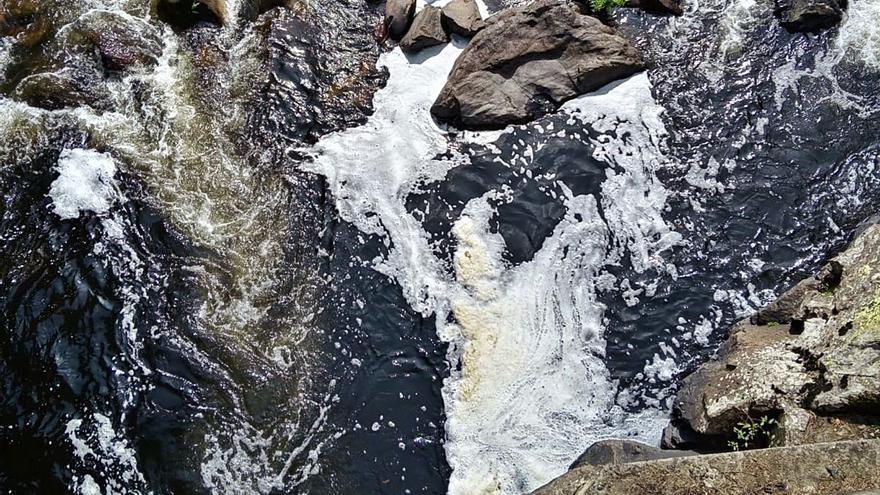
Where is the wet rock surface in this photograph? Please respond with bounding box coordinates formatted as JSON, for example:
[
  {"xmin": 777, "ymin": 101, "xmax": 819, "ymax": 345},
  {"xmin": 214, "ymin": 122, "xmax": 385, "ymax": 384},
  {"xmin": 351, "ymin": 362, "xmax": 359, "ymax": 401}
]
[
  {"xmin": 666, "ymin": 224, "xmax": 880, "ymax": 448},
  {"xmin": 400, "ymin": 5, "xmax": 448, "ymax": 53},
  {"xmin": 244, "ymin": 1, "xmax": 389, "ymax": 151},
  {"xmin": 154, "ymin": 0, "xmax": 226, "ymax": 29},
  {"xmin": 775, "ymin": 0, "xmax": 846, "ymax": 32},
  {"xmin": 431, "ymin": 0, "xmax": 643, "ymax": 129},
  {"xmin": 385, "ymin": 0, "xmax": 417, "ymax": 40},
  {"xmin": 630, "ymin": 0, "xmax": 685, "ymax": 15}
]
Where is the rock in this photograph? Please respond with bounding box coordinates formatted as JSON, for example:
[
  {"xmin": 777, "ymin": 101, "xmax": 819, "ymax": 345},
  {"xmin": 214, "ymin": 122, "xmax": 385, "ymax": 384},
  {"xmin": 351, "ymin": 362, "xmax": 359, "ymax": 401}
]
[
  {"xmin": 153, "ymin": 0, "xmax": 226, "ymax": 29},
  {"xmin": 399, "ymin": 5, "xmax": 448, "ymax": 53},
  {"xmin": 661, "ymin": 419, "xmax": 727, "ymax": 452},
  {"xmin": 240, "ymin": 0, "xmax": 288, "ymax": 20},
  {"xmin": 12, "ymin": 71, "xmax": 111, "ymax": 111},
  {"xmin": 569, "ymin": 440, "xmax": 696, "ymax": 470},
  {"xmin": 624, "ymin": 0, "xmax": 684, "ymax": 15},
  {"xmin": 533, "ymin": 439, "xmax": 880, "ymax": 495},
  {"xmin": 64, "ymin": 11, "xmax": 164, "ymax": 72},
  {"xmin": 775, "ymin": 0, "xmax": 845, "ymax": 32},
  {"xmin": 431, "ymin": 0, "xmax": 643, "ymax": 130},
  {"xmin": 5, "ymin": 0, "xmax": 40, "ymax": 17},
  {"xmin": 385, "ymin": 0, "xmax": 416, "ymax": 40},
  {"xmin": 441, "ymin": 0, "xmax": 485, "ymax": 37},
  {"xmin": 244, "ymin": 2, "xmax": 388, "ymax": 152},
  {"xmin": 668, "ymin": 224, "xmax": 880, "ymax": 449},
  {"xmin": 673, "ymin": 320, "xmax": 809, "ymax": 438}
]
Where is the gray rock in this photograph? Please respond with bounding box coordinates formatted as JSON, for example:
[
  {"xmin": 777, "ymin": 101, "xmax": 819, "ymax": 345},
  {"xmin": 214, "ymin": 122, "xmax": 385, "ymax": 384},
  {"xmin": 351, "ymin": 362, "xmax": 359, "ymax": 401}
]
[
  {"xmin": 569, "ymin": 440, "xmax": 696, "ymax": 470},
  {"xmin": 669, "ymin": 224, "xmax": 880, "ymax": 448},
  {"xmin": 533, "ymin": 439, "xmax": 880, "ymax": 495},
  {"xmin": 399, "ymin": 5, "xmax": 448, "ymax": 53},
  {"xmin": 661, "ymin": 419, "xmax": 727, "ymax": 452},
  {"xmin": 441, "ymin": 0, "xmax": 484, "ymax": 37},
  {"xmin": 431, "ymin": 0, "xmax": 643, "ymax": 130},
  {"xmin": 385, "ymin": 0, "xmax": 416, "ymax": 40},
  {"xmin": 776, "ymin": 0, "xmax": 845, "ymax": 32}
]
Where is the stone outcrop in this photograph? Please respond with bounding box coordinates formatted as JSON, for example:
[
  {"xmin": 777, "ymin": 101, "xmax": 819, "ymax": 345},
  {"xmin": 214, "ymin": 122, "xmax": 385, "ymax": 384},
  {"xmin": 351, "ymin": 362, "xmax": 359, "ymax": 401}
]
[
  {"xmin": 400, "ymin": 5, "xmax": 448, "ymax": 53},
  {"xmin": 569, "ymin": 440, "xmax": 697, "ymax": 470},
  {"xmin": 774, "ymin": 0, "xmax": 846, "ymax": 32},
  {"xmin": 441, "ymin": 0, "xmax": 485, "ymax": 36},
  {"xmin": 385, "ymin": 0, "xmax": 417, "ymax": 40},
  {"xmin": 431, "ymin": 0, "xmax": 643, "ymax": 129},
  {"xmin": 666, "ymin": 224, "xmax": 880, "ymax": 449},
  {"xmin": 532, "ymin": 440, "xmax": 880, "ymax": 495}
]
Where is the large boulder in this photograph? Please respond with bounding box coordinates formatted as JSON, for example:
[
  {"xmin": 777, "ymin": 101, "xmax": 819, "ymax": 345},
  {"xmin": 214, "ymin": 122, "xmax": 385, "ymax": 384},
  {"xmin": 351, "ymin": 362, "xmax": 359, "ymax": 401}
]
[
  {"xmin": 441, "ymin": 0, "xmax": 485, "ymax": 36},
  {"xmin": 775, "ymin": 0, "xmax": 846, "ymax": 32},
  {"xmin": 385, "ymin": 0, "xmax": 416, "ymax": 40},
  {"xmin": 666, "ymin": 224, "xmax": 880, "ymax": 450},
  {"xmin": 570, "ymin": 440, "xmax": 696, "ymax": 470},
  {"xmin": 400, "ymin": 5, "xmax": 448, "ymax": 53},
  {"xmin": 431, "ymin": 0, "xmax": 643, "ymax": 130}
]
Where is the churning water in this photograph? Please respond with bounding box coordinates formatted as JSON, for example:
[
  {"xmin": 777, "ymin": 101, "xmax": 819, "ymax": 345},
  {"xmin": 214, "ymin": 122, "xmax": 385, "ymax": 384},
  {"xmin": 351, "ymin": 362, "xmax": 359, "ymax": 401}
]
[{"xmin": 1, "ymin": 0, "xmax": 879, "ymax": 493}]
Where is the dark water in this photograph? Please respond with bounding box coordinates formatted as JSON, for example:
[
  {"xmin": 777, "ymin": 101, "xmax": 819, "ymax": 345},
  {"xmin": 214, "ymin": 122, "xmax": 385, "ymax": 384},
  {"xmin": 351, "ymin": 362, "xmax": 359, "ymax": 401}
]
[{"xmin": 1, "ymin": 0, "xmax": 879, "ymax": 493}]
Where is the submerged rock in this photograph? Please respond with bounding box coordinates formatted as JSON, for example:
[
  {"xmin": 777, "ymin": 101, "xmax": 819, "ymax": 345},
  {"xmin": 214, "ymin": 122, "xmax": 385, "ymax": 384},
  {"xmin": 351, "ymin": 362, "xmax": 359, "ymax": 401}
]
[
  {"xmin": 775, "ymin": 0, "xmax": 846, "ymax": 32},
  {"xmin": 441, "ymin": 0, "xmax": 485, "ymax": 37},
  {"xmin": 431, "ymin": 0, "xmax": 643, "ymax": 130},
  {"xmin": 65, "ymin": 11, "xmax": 164, "ymax": 72},
  {"xmin": 153, "ymin": 0, "xmax": 226, "ymax": 29},
  {"xmin": 400, "ymin": 5, "xmax": 448, "ymax": 53},
  {"xmin": 666, "ymin": 223, "xmax": 880, "ymax": 450},
  {"xmin": 385, "ymin": 0, "xmax": 416, "ymax": 40},
  {"xmin": 244, "ymin": 2, "xmax": 388, "ymax": 151},
  {"xmin": 13, "ymin": 71, "xmax": 111, "ymax": 111},
  {"xmin": 625, "ymin": 0, "xmax": 684, "ymax": 15}
]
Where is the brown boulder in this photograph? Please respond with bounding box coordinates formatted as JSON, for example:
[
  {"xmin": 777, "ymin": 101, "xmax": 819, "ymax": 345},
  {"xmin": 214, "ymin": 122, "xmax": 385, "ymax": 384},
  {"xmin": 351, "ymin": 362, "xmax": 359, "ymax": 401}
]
[
  {"xmin": 385, "ymin": 0, "xmax": 416, "ymax": 40},
  {"xmin": 441, "ymin": 0, "xmax": 485, "ymax": 37},
  {"xmin": 430, "ymin": 0, "xmax": 643, "ymax": 130},
  {"xmin": 399, "ymin": 5, "xmax": 448, "ymax": 53}
]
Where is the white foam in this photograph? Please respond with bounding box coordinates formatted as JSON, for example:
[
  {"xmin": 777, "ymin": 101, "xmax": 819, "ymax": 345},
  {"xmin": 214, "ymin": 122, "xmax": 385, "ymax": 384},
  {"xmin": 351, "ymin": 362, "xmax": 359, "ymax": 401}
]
[
  {"xmin": 66, "ymin": 413, "xmax": 149, "ymax": 495},
  {"xmin": 307, "ymin": 29, "xmax": 679, "ymax": 494},
  {"xmin": 49, "ymin": 149, "xmax": 122, "ymax": 219},
  {"xmin": 835, "ymin": 0, "xmax": 880, "ymax": 69}
]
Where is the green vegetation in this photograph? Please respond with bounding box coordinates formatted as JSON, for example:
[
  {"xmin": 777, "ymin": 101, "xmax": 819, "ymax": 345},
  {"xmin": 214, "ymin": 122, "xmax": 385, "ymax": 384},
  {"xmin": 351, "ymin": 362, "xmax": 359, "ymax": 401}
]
[
  {"xmin": 191, "ymin": 0, "xmax": 200, "ymax": 13},
  {"xmin": 590, "ymin": 0, "xmax": 627, "ymax": 13},
  {"xmin": 727, "ymin": 416, "xmax": 777, "ymax": 451},
  {"xmin": 766, "ymin": 321, "xmax": 779, "ymax": 327}
]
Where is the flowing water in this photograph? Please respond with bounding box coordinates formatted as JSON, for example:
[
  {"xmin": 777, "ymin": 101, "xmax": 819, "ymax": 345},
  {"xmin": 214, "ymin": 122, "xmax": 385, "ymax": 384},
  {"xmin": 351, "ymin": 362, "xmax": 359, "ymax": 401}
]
[{"xmin": 1, "ymin": 0, "xmax": 879, "ymax": 493}]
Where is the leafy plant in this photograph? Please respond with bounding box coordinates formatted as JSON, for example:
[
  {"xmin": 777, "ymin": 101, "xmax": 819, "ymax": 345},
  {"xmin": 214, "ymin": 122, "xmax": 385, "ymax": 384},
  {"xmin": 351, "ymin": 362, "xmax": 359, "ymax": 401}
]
[
  {"xmin": 727, "ymin": 416, "xmax": 778, "ymax": 451},
  {"xmin": 590, "ymin": 0, "xmax": 627, "ymax": 13},
  {"xmin": 191, "ymin": 0, "xmax": 200, "ymax": 13}
]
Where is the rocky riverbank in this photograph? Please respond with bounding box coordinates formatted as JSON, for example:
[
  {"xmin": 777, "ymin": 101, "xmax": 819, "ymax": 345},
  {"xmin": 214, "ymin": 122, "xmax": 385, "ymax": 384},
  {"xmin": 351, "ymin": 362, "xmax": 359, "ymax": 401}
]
[{"xmin": 536, "ymin": 224, "xmax": 880, "ymax": 493}]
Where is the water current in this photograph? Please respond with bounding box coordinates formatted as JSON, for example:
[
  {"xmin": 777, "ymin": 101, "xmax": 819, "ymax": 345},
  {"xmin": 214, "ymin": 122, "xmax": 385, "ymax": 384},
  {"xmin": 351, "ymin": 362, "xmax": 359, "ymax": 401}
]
[{"xmin": 1, "ymin": 0, "xmax": 878, "ymax": 493}]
